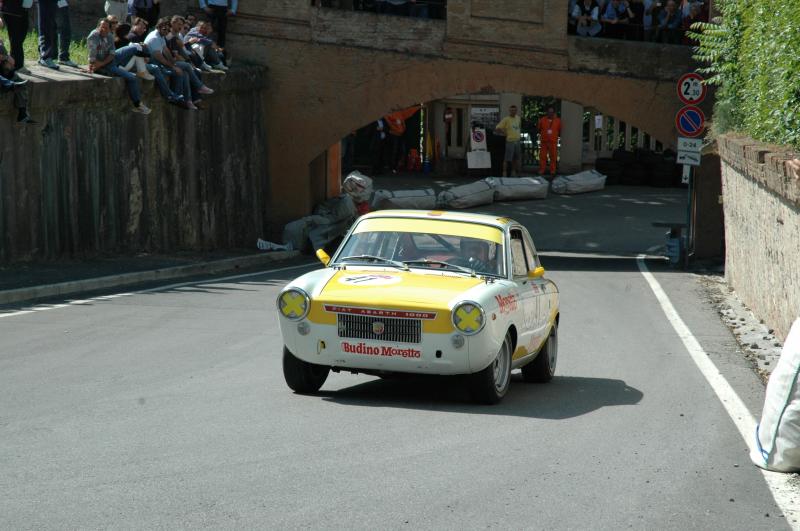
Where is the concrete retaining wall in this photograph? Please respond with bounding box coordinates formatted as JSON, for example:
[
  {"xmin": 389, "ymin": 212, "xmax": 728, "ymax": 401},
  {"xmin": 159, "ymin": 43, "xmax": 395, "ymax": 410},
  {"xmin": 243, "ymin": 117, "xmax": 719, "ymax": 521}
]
[
  {"xmin": 718, "ymin": 134, "xmax": 800, "ymax": 340},
  {"xmin": 0, "ymin": 67, "xmax": 269, "ymax": 263}
]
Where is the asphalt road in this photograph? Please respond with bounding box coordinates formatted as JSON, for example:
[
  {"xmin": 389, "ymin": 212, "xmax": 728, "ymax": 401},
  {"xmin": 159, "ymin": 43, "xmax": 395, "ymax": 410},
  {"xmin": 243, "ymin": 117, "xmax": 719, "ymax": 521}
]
[{"xmin": 0, "ymin": 197, "xmax": 794, "ymax": 529}]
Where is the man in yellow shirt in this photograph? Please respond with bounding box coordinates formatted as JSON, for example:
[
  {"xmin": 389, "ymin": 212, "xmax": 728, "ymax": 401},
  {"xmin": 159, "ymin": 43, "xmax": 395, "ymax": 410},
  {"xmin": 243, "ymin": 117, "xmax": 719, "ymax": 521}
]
[{"xmin": 495, "ymin": 105, "xmax": 522, "ymax": 176}]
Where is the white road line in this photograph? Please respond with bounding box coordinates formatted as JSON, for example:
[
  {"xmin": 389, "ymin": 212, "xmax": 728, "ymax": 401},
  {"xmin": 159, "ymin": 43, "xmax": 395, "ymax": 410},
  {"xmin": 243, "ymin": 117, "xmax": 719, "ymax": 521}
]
[
  {"xmin": 637, "ymin": 255, "xmax": 799, "ymax": 529},
  {"xmin": 0, "ymin": 262, "xmax": 318, "ymax": 320}
]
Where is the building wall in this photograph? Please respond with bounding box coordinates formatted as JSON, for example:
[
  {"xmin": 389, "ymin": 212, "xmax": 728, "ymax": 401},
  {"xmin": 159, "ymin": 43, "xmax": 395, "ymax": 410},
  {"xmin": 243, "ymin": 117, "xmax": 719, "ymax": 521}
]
[
  {"xmin": 718, "ymin": 135, "xmax": 800, "ymax": 340},
  {"xmin": 0, "ymin": 68, "xmax": 269, "ymax": 263}
]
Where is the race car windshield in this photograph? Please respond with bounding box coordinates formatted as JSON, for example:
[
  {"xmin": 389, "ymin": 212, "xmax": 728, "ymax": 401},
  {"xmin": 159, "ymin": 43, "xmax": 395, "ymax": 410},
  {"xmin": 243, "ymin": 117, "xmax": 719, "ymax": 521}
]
[{"xmin": 336, "ymin": 222, "xmax": 506, "ymax": 278}]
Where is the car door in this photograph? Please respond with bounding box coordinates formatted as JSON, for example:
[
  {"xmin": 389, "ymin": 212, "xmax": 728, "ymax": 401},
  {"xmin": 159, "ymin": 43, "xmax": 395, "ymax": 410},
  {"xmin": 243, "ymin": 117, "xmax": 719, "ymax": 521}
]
[
  {"xmin": 509, "ymin": 228, "xmax": 539, "ymax": 359},
  {"xmin": 522, "ymin": 228, "xmax": 550, "ymax": 348}
]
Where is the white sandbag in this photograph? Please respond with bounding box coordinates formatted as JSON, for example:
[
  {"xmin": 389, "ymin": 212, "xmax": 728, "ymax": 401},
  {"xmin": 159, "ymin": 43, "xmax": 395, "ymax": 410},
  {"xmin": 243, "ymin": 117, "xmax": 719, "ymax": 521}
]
[
  {"xmin": 551, "ymin": 170, "xmax": 607, "ymax": 194},
  {"xmin": 371, "ymin": 189, "xmax": 437, "ymax": 210},
  {"xmin": 342, "ymin": 171, "xmax": 374, "ymax": 203},
  {"xmin": 751, "ymin": 318, "xmax": 800, "ymax": 472},
  {"xmin": 485, "ymin": 176, "xmax": 549, "ymax": 201},
  {"xmin": 313, "ymin": 194, "xmax": 357, "ymax": 223},
  {"xmin": 437, "ymin": 180, "xmax": 495, "ymax": 209}
]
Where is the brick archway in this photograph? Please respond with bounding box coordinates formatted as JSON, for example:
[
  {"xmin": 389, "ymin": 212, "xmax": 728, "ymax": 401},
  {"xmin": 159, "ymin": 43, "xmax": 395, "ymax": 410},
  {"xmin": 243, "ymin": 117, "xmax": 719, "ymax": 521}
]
[{"xmin": 265, "ymin": 43, "xmax": 678, "ymax": 226}]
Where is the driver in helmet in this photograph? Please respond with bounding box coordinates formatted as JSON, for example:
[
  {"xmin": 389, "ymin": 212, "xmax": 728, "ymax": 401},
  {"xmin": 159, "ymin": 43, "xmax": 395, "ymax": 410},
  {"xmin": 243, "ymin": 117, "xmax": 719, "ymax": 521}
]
[{"xmin": 460, "ymin": 238, "xmax": 494, "ymax": 273}]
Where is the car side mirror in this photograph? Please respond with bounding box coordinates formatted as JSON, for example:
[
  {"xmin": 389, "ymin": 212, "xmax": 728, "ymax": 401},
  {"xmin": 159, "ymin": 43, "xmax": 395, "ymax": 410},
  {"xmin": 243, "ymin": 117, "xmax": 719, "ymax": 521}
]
[
  {"xmin": 316, "ymin": 249, "xmax": 331, "ymax": 266},
  {"xmin": 528, "ymin": 266, "xmax": 545, "ymax": 279}
]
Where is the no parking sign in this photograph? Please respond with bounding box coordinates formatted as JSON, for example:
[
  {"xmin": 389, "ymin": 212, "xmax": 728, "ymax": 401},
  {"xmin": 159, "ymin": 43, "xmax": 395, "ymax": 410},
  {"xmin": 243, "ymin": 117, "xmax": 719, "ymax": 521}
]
[{"xmin": 675, "ymin": 106, "xmax": 706, "ymax": 138}]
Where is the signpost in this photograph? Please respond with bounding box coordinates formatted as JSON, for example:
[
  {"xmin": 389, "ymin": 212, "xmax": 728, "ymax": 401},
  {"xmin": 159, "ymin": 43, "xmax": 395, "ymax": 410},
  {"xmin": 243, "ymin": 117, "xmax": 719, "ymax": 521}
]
[{"xmin": 674, "ymin": 73, "xmax": 707, "ymax": 268}]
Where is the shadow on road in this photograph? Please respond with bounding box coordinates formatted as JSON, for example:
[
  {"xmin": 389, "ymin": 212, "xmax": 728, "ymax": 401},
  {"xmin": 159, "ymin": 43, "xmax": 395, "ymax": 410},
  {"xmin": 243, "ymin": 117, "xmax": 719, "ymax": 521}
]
[
  {"xmin": 540, "ymin": 253, "xmax": 676, "ymax": 273},
  {"xmin": 319, "ymin": 374, "xmax": 643, "ymax": 419}
]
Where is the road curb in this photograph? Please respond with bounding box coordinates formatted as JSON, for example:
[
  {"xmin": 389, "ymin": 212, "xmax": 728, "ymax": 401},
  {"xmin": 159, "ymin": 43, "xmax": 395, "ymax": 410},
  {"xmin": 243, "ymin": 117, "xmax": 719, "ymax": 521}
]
[{"xmin": 0, "ymin": 251, "xmax": 301, "ymax": 306}]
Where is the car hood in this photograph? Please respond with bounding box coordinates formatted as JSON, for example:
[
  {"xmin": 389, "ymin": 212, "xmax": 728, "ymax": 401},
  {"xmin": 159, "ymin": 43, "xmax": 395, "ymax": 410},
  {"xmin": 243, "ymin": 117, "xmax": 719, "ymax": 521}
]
[{"xmin": 316, "ymin": 268, "xmax": 485, "ymax": 310}]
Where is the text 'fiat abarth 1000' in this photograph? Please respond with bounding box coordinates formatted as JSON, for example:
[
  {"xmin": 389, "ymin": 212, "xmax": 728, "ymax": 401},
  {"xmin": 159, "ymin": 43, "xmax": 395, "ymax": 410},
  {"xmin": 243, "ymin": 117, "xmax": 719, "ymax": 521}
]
[{"xmin": 276, "ymin": 210, "xmax": 560, "ymax": 404}]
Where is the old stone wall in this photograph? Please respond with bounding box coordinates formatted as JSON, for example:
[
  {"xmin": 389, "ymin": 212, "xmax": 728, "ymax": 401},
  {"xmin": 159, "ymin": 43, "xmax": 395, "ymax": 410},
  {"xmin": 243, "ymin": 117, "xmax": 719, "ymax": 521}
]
[
  {"xmin": 718, "ymin": 134, "xmax": 800, "ymax": 340},
  {"xmin": 0, "ymin": 67, "xmax": 269, "ymax": 263}
]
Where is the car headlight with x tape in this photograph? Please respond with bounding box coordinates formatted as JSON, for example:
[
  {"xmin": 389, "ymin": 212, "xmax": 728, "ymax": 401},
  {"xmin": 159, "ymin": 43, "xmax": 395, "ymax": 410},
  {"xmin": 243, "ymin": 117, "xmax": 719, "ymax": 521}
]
[
  {"xmin": 277, "ymin": 288, "xmax": 310, "ymax": 321},
  {"xmin": 452, "ymin": 301, "xmax": 485, "ymax": 335}
]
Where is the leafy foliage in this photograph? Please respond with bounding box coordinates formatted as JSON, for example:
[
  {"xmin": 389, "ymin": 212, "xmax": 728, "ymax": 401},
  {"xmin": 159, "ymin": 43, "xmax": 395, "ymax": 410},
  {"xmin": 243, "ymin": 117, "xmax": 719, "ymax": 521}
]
[{"xmin": 689, "ymin": 0, "xmax": 800, "ymax": 147}]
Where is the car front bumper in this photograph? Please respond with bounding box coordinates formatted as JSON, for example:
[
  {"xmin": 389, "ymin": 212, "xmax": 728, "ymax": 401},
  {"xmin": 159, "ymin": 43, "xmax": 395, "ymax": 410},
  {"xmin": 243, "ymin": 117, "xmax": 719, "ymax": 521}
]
[{"xmin": 279, "ymin": 319, "xmax": 502, "ymax": 376}]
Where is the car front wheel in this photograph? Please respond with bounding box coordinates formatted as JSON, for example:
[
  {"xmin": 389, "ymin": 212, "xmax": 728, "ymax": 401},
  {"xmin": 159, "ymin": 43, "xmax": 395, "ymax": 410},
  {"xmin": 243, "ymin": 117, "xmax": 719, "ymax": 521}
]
[
  {"xmin": 522, "ymin": 323, "xmax": 557, "ymax": 383},
  {"xmin": 469, "ymin": 334, "xmax": 512, "ymax": 404},
  {"xmin": 283, "ymin": 347, "xmax": 330, "ymax": 394}
]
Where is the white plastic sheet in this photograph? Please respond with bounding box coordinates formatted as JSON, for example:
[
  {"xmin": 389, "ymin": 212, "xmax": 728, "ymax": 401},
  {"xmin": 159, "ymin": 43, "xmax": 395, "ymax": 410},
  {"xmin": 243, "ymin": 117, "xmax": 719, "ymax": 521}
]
[
  {"xmin": 342, "ymin": 171, "xmax": 374, "ymax": 203},
  {"xmin": 752, "ymin": 318, "xmax": 800, "ymax": 472}
]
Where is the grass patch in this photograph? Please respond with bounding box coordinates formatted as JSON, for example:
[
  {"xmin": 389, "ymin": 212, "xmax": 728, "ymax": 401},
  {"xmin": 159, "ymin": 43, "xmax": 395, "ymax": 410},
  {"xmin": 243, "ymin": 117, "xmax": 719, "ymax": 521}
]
[{"xmin": 1, "ymin": 28, "xmax": 89, "ymax": 64}]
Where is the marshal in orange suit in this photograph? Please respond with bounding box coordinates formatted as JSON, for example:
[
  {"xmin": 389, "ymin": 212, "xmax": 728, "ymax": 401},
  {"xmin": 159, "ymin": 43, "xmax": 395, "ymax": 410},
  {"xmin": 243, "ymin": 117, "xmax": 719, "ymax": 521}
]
[{"xmin": 537, "ymin": 107, "xmax": 561, "ymax": 176}]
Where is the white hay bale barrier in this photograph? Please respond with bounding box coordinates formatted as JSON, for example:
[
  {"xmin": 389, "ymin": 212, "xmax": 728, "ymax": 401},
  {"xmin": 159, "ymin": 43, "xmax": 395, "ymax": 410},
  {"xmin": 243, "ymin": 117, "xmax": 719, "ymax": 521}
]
[
  {"xmin": 485, "ymin": 176, "xmax": 549, "ymax": 201},
  {"xmin": 551, "ymin": 170, "xmax": 607, "ymax": 195},
  {"xmin": 437, "ymin": 180, "xmax": 495, "ymax": 209},
  {"xmin": 371, "ymin": 189, "xmax": 437, "ymax": 210}
]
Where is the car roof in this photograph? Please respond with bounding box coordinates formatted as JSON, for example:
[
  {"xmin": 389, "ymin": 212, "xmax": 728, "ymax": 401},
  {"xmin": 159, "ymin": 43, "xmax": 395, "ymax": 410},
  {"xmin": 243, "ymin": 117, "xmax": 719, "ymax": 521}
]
[{"xmin": 359, "ymin": 210, "xmax": 518, "ymax": 230}]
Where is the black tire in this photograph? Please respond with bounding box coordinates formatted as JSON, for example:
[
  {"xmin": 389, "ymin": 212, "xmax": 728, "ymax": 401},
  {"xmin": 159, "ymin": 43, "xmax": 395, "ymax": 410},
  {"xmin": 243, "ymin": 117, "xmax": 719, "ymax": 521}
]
[
  {"xmin": 469, "ymin": 334, "xmax": 512, "ymax": 405},
  {"xmin": 522, "ymin": 324, "xmax": 558, "ymax": 383},
  {"xmin": 283, "ymin": 347, "xmax": 330, "ymax": 394}
]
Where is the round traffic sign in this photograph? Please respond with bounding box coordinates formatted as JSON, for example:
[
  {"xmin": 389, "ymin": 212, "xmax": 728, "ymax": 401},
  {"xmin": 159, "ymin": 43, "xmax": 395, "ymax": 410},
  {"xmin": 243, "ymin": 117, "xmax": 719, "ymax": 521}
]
[
  {"xmin": 675, "ymin": 105, "xmax": 706, "ymax": 138},
  {"xmin": 677, "ymin": 73, "xmax": 707, "ymax": 105}
]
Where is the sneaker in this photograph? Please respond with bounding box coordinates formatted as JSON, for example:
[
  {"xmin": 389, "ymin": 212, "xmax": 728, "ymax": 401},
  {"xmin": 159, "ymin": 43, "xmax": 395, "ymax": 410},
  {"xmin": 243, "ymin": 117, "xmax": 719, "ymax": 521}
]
[
  {"xmin": 17, "ymin": 114, "xmax": 37, "ymax": 124},
  {"xmin": 132, "ymin": 103, "xmax": 151, "ymax": 115},
  {"xmin": 211, "ymin": 63, "xmax": 228, "ymax": 72},
  {"xmin": 200, "ymin": 62, "xmax": 213, "ymax": 72},
  {"xmin": 184, "ymin": 101, "xmax": 198, "ymax": 110},
  {"xmin": 168, "ymin": 93, "xmax": 185, "ymax": 104},
  {"xmin": 58, "ymin": 59, "xmax": 79, "ymax": 68},
  {"xmin": 38, "ymin": 58, "xmax": 60, "ymax": 70},
  {"xmin": 197, "ymin": 85, "xmax": 214, "ymax": 95},
  {"xmin": 136, "ymin": 71, "xmax": 156, "ymax": 81}
]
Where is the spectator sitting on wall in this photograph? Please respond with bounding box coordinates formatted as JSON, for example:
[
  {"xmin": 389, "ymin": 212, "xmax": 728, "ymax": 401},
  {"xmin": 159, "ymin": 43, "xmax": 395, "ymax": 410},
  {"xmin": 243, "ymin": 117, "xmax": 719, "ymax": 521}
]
[
  {"xmin": 107, "ymin": 15, "xmax": 155, "ymax": 80},
  {"xmin": 681, "ymin": 2, "xmax": 702, "ymax": 45},
  {"xmin": 120, "ymin": 18, "xmax": 184, "ymax": 104},
  {"xmin": 572, "ymin": 0, "xmax": 602, "ymax": 37},
  {"xmin": 626, "ymin": 0, "xmax": 645, "ymax": 40},
  {"xmin": 601, "ymin": 0, "xmax": 632, "ymax": 39},
  {"xmin": 642, "ymin": 0, "xmax": 657, "ymax": 41},
  {"xmin": 199, "ymin": 0, "xmax": 236, "ymax": 48},
  {"xmin": 128, "ymin": 0, "xmax": 160, "ymax": 29},
  {"xmin": 0, "ymin": 39, "xmax": 34, "ymax": 123},
  {"xmin": 146, "ymin": 17, "xmax": 212, "ymax": 110},
  {"xmin": 87, "ymin": 18, "xmax": 152, "ymax": 115},
  {"xmin": 185, "ymin": 21, "xmax": 228, "ymax": 71},
  {"xmin": 0, "ymin": 0, "xmax": 31, "ymax": 73},
  {"xmin": 657, "ymin": 0, "xmax": 682, "ymax": 44}
]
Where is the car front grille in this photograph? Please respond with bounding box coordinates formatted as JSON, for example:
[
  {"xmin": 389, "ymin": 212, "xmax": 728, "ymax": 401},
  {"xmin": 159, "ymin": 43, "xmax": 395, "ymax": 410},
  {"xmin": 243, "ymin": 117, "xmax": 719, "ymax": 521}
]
[{"xmin": 337, "ymin": 314, "xmax": 422, "ymax": 344}]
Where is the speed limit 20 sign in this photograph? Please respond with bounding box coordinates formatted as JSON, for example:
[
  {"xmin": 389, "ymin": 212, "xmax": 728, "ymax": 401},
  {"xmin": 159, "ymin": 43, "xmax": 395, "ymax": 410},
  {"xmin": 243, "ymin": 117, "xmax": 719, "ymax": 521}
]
[{"xmin": 677, "ymin": 73, "xmax": 707, "ymax": 105}]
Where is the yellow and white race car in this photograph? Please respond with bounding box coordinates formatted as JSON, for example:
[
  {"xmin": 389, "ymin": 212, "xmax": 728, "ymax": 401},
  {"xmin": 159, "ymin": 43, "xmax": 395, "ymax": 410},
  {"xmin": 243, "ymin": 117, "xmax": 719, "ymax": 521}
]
[{"xmin": 276, "ymin": 210, "xmax": 560, "ymax": 404}]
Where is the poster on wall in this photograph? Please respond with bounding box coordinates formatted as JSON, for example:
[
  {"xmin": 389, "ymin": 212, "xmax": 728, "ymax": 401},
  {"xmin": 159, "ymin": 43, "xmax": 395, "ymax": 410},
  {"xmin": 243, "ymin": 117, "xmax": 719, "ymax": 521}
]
[{"xmin": 470, "ymin": 107, "xmax": 500, "ymax": 131}]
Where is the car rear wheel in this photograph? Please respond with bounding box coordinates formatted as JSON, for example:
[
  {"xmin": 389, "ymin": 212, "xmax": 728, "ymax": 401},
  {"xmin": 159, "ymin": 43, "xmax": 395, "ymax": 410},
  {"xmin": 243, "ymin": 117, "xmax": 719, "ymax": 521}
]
[
  {"xmin": 469, "ymin": 334, "xmax": 512, "ymax": 404},
  {"xmin": 522, "ymin": 324, "xmax": 557, "ymax": 383},
  {"xmin": 283, "ymin": 347, "xmax": 330, "ymax": 394}
]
